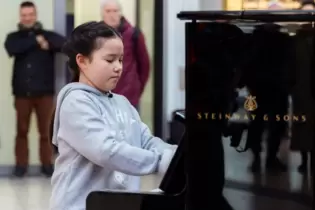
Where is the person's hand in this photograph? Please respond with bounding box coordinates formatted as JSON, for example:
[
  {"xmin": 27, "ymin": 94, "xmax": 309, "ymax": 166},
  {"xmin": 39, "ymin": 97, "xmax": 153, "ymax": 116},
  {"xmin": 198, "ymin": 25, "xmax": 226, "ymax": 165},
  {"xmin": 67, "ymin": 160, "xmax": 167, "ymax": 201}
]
[
  {"xmin": 36, "ymin": 35, "xmax": 45, "ymax": 44},
  {"xmin": 36, "ymin": 35, "xmax": 49, "ymax": 50},
  {"xmin": 157, "ymin": 149, "xmax": 176, "ymax": 175},
  {"xmin": 40, "ymin": 40, "xmax": 49, "ymax": 50}
]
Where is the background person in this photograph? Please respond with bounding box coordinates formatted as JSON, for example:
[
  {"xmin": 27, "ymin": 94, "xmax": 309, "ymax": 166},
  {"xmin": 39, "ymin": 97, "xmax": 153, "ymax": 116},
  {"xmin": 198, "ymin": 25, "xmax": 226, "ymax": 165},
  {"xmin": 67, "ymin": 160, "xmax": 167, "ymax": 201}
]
[
  {"xmin": 101, "ymin": 0, "xmax": 150, "ymax": 111},
  {"xmin": 4, "ymin": 1, "xmax": 65, "ymax": 177}
]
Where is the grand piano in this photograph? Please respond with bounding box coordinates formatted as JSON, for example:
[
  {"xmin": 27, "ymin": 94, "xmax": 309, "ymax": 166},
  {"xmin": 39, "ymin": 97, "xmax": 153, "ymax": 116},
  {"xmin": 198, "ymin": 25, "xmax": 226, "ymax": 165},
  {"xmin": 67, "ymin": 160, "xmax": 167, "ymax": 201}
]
[{"xmin": 86, "ymin": 10, "xmax": 314, "ymax": 210}]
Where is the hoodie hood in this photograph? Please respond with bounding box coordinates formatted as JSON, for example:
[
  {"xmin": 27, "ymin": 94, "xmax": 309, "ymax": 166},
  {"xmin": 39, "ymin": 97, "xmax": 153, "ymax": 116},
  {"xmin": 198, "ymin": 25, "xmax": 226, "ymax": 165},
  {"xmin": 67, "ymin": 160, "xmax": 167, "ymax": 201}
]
[{"xmin": 52, "ymin": 82, "xmax": 112, "ymax": 146}]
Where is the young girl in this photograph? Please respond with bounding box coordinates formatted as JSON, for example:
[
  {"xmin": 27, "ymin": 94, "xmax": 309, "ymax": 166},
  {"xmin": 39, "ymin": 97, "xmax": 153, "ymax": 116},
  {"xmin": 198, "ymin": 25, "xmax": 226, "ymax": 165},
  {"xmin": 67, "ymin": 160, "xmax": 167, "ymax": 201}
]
[{"xmin": 49, "ymin": 21, "xmax": 176, "ymax": 210}]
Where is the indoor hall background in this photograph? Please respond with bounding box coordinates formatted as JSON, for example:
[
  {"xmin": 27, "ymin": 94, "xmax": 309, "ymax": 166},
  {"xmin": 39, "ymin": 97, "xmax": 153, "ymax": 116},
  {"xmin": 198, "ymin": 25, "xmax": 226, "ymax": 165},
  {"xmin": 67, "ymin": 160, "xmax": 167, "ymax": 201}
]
[
  {"xmin": 0, "ymin": 0, "xmax": 311, "ymax": 210},
  {"xmin": 0, "ymin": 0, "xmax": 140, "ymax": 176},
  {"xmin": 0, "ymin": 0, "xmax": 57, "ymax": 176}
]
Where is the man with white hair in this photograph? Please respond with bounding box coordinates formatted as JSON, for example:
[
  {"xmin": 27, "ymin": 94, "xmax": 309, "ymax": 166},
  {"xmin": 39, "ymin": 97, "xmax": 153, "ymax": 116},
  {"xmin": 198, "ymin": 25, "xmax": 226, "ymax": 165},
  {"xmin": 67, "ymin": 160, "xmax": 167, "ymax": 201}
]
[{"xmin": 101, "ymin": 0, "xmax": 150, "ymax": 111}]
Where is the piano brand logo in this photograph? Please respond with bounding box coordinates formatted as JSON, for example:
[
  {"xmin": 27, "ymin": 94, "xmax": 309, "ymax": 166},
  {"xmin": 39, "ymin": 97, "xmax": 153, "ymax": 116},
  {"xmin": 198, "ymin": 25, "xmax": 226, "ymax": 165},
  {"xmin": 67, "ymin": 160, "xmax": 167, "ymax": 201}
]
[
  {"xmin": 244, "ymin": 95, "xmax": 258, "ymax": 112},
  {"xmin": 196, "ymin": 95, "xmax": 307, "ymax": 123}
]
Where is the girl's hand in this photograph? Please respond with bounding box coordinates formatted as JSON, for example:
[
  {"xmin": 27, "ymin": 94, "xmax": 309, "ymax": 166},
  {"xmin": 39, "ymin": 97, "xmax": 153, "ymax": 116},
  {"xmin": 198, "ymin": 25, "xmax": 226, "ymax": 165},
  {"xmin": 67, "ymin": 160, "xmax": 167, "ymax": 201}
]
[{"xmin": 157, "ymin": 149, "xmax": 176, "ymax": 175}]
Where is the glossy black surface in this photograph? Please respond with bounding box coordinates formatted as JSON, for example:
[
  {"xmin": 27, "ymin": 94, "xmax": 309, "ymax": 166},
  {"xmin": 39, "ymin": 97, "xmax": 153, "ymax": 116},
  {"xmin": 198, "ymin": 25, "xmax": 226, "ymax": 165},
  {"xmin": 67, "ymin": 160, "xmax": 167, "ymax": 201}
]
[
  {"xmin": 159, "ymin": 112, "xmax": 186, "ymax": 194},
  {"xmin": 177, "ymin": 10, "xmax": 315, "ymax": 22},
  {"xmin": 86, "ymin": 191, "xmax": 184, "ymax": 210},
  {"xmin": 184, "ymin": 11, "xmax": 314, "ymax": 210}
]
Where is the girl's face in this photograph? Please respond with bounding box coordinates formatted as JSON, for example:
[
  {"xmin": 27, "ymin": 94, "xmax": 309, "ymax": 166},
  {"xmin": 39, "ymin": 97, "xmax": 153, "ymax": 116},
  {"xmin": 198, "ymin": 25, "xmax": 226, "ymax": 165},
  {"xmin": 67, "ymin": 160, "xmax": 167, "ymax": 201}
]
[{"xmin": 77, "ymin": 37, "xmax": 124, "ymax": 91}]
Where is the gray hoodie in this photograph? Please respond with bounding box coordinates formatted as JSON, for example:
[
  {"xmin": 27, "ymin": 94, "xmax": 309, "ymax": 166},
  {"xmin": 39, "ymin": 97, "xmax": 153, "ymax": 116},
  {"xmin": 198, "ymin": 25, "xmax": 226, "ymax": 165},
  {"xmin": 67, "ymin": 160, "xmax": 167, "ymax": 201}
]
[{"xmin": 50, "ymin": 83, "xmax": 175, "ymax": 210}]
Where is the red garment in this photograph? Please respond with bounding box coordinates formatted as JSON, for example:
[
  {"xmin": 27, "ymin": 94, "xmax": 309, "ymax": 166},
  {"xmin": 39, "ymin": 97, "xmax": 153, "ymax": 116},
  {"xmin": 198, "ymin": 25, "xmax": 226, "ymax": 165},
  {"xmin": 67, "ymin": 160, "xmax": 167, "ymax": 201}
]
[{"xmin": 113, "ymin": 17, "xmax": 150, "ymax": 106}]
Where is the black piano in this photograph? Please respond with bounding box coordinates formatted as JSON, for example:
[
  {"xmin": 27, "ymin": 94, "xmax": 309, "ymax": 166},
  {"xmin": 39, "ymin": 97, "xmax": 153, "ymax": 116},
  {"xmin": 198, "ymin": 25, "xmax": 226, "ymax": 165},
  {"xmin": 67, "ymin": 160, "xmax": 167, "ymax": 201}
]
[{"xmin": 87, "ymin": 11, "xmax": 314, "ymax": 210}]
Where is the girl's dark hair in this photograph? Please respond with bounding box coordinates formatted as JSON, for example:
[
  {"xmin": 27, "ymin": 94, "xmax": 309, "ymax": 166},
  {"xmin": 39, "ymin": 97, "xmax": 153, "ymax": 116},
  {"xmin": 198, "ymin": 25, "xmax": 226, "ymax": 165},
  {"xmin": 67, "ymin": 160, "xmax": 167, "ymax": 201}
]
[
  {"xmin": 62, "ymin": 21, "xmax": 121, "ymax": 83},
  {"xmin": 50, "ymin": 21, "xmax": 121, "ymax": 149}
]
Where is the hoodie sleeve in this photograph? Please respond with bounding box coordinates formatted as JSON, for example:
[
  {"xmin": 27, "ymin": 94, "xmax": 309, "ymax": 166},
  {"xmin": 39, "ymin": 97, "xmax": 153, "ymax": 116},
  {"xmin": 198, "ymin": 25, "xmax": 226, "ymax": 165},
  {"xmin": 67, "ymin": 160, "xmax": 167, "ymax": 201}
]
[
  {"xmin": 130, "ymin": 106, "xmax": 177, "ymax": 153},
  {"xmin": 58, "ymin": 91, "xmax": 161, "ymax": 176},
  {"xmin": 139, "ymin": 121, "xmax": 177, "ymax": 152},
  {"xmin": 137, "ymin": 119, "xmax": 177, "ymax": 175}
]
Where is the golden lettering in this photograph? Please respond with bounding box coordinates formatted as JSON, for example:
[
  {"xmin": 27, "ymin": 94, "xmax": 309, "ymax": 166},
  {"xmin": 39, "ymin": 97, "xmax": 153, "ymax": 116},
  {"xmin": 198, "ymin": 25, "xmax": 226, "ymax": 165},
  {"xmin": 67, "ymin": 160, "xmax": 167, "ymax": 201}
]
[
  {"xmin": 301, "ymin": 115, "xmax": 306, "ymax": 122},
  {"xmin": 211, "ymin": 113, "xmax": 215, "ymax": 120},
  {"xmin": 218, "ymin": 113, "xmax": 222, "ymax": 120},
  {"xmin": 283, "ymin": 115, "xmax": 290, "ymax": 121},
  {"xmin": 199, "ymin": 112, "xmax": 307, "ymax": 122},
  {"xmin": 263, "ymin": 115, "xmax": 268, "ymax": 121},
  {"xmin": 292, "ymin": 116, "xmax": 299, "ymax": 121},
  {"xmin": 225, "ymin": 114, "xmax": 231, "ymax": 119},
  {"xmin": 275, "ymin": 115, "xmax": 280, "ymax": 121}
]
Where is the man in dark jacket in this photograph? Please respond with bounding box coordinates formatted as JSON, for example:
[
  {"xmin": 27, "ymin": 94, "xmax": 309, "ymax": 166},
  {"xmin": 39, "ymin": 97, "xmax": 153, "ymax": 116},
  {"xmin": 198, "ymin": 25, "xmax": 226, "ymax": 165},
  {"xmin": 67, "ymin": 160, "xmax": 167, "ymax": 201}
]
[
  {"xmin": 101, "ymin": 0, "xmax": 150, "ymax": 110},
  {"xmin": 4, "ymin": 1, "xmax": 65, "ymax": 177}
]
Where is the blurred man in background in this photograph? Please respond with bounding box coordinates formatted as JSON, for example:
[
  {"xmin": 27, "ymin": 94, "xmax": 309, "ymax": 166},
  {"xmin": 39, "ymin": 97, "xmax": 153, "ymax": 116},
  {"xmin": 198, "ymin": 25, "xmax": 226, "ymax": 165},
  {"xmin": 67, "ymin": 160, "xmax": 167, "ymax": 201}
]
[
  {"xmin": 101, "ymin": 0, "xmax": 150, "ymax": 111},
  {"xmin": 4, "ymin": 1, "xmax": 65, "ymax": 178}
]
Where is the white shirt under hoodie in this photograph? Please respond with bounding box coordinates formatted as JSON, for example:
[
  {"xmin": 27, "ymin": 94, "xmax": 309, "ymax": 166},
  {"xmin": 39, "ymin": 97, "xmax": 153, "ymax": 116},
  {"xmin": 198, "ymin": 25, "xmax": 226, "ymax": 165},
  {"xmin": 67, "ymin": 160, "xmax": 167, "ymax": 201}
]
[{"xmin": 50, "ymin": 83, "xmax": 176, "ymax": 210}]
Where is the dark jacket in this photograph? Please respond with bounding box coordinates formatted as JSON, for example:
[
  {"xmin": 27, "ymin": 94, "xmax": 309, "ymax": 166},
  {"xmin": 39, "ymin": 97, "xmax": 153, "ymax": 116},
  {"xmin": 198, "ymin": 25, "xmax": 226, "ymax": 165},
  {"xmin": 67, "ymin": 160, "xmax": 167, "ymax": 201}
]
[
  {"xmin": 4, "ymin": 24, "xmax": 65, "ymax": 97},
  {"xmin": 112, "ymin": 17, "xmax": 150, "ymax": 106}
]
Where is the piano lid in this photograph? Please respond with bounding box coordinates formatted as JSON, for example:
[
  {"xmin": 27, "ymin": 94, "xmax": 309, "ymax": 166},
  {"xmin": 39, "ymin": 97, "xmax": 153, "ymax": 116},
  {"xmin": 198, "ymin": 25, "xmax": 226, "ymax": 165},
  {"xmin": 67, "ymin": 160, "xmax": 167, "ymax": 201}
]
[{"xmin": 177, "ymin": 10, "xmax": 315, "ymax": 22}]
